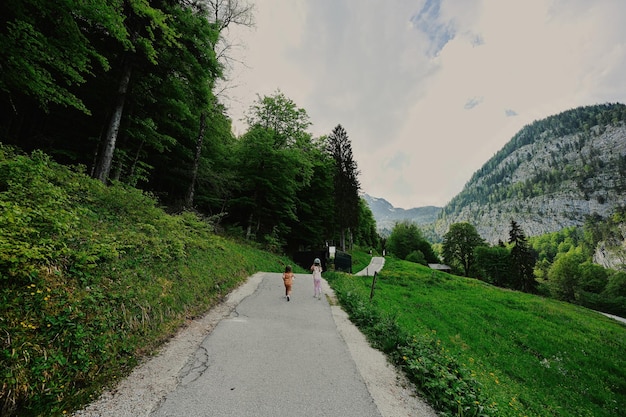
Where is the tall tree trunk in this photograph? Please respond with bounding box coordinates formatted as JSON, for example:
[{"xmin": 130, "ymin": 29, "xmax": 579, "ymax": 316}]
[
  {"xmin": 348, "ymin": 228, "xmax": 353, "ymax": 251},
  {"xmin": 185, "ymin": 111, "xmax": 207, "ymax": 208},
  {"xmin": 340, "ymin": 228, "xmax": 346, "ymax": 252},
  {"xmin": 127, "ymin": 138, "xmax": 145, "ymax": 185},
  {"xmin": 246, "ymin": 212, "xmax": 254, "ymax": 240},
  {"xmin": 111, "ymin": 158, "xmax": 123, "ymax": 181},
  {"xmin": 94, "ymin": 59, "xmax": 132, "ymax": 183}
]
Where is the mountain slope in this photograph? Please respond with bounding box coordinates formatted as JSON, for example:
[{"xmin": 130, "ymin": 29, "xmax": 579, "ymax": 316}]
[{"xmin": 434, "ymin": 103, "xmax": 626, "ymax": 243}]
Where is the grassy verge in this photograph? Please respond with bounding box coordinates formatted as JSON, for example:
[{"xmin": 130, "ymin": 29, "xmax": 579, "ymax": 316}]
[
  {"xmin": 0, "ymin": 148, "xmax": 294, "ymax": 416},
  {"xmin": 325, "ymin": 256, "xmax": 625, "ymax": 417},
  {"xmin": 348, "ymin": 247, "xmax": 373, "ymax": 273}
]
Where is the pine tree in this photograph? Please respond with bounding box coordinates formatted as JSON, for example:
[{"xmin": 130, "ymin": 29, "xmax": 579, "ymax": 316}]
[
  {"xmin": 508, "ymin": 220, "xmax": 537, "ymax": 293},
  {"xmin": 326, "ymin": 124, "xmax": 360, "ymax": 251}
]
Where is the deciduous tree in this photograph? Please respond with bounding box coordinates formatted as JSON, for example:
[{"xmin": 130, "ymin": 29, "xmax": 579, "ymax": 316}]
[
  {"xmin": 245, "ymin": 90, "xmax": 311, "ymax": 148},
  {"xmin": 355, "ymin": 198, "xmax": 379, "ymax": 249},
  {"xmin": 388, "ymin": 220, "xmax": 437, "ymax": 263},
  {"xmin": 231, "ymin": 93, "xmax": 314, "ymax": 245},
  {"xmin": 0, "ymin": 0, "xmax": 128, "ymax": 116},
  {"xmin": 184, "ymin": 0, "xmax": 254, "ymax": 208},
  {"xmin": 442, "ymin": 222, "xmax": 485, "ymax": 276},
  {"xmin": 92, "ymin": 0, "xmax": 180, "ymax": 183},
  {"xmin": 548, "ymin": 249, "xmax": 585, "ymax": 302},
  {"xmin": 287, "ymin": 137, "xmax": 335, "ymax": 251},
  {"xmin": 475, "ymin": 245, "xmax": 510, "ymax": 286}
]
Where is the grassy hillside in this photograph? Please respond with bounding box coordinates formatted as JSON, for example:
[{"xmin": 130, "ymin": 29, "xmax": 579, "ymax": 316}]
[
  {"xmin": 0, "ymin": 147, "xmax": 300, "ymax": 416},
  {"xmin": 326, "ymin": 257, "xmax": 625, "ymax": 417}
]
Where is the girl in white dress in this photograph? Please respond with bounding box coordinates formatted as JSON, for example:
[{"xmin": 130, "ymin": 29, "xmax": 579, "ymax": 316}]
[{"xmin": 310, "ymin": 258, "xmax": 323, "ymax": 299}]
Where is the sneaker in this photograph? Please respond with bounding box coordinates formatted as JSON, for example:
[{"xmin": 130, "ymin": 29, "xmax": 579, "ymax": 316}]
[{"xmin": 287, "ymin": 295, "xmax": 290, "ymax": 301}]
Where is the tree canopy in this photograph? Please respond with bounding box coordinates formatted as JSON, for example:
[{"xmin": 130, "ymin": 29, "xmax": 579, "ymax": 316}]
[
  {"xmin": 0, "ymin": 1, "xmax": 377, "ymax": 257},
  {"xmin": 508, "ymin": 220, "xmax": 537, "ymax": 293},
  {"xmin": 387, "ymin": 220, "xmax": 438, "ymax": 264},
  {"xmin": 442, "ymin": 222, "xmax": 486, "ymax": 276},
  {"xmin": 327, "ymin": 124, "xmax": 360, "ymax": 251}
]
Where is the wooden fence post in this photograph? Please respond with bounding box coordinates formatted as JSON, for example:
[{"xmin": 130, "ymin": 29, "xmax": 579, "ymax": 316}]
[{"xmin": 369, "ymin": 271, "xmax": 378, "ymax": 301}]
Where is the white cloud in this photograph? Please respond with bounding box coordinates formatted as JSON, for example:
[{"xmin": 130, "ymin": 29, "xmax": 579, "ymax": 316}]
[{"xmin": 222, "ymin": 0, "xmax": 626, "ymax": 209}]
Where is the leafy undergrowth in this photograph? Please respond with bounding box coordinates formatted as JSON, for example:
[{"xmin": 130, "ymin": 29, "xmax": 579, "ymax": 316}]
[
  {"xmin": 0, "ymin": 147, "xmax": 294, "ymax": 416},
  {"xmin": 326, "ymin": 256, "xmax": 626, "ymax": 417}
]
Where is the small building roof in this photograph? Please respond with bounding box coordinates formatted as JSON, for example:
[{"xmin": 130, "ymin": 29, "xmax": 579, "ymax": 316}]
[{"xmin": 428, "ymin": 263, "xmax": 452, "ymax": 271}]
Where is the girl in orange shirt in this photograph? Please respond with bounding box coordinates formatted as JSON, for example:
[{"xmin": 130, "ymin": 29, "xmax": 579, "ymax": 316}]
[{"xmin": 283, "ymin": 265, "xmax": 295, "ymax": 301}]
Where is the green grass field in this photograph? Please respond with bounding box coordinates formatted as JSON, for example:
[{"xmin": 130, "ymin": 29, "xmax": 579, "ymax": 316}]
[{"xmin": 326, "ymin": 256, "xmax": 626, "ymax": 417}]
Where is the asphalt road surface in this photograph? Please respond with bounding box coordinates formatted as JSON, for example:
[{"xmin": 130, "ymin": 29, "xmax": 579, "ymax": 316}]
[
  {"xmin": 73, "ymin": 258, "xmax": 436, "ymax": 417},
  {"xmin": 354, "ymin": 257, "xmax": 385, "ymax": 276},
  {"xmin": 150, "ymin": 272, "xmax": 382, "ymax": 417}
]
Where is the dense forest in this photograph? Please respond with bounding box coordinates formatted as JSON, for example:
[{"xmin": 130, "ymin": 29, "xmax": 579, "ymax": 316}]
[
  {"xmin": 0, "ymin": 3, "xmax": 381, "ymax": 414},
  {"xmin": 0, "ymin": 0, "xmax": 378, "ymax": 254}
]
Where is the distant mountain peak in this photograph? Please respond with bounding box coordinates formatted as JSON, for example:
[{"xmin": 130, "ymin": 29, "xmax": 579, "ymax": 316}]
[{"xmin": 362, "ymin": 193, "xmax": 442, "ymax": 236}]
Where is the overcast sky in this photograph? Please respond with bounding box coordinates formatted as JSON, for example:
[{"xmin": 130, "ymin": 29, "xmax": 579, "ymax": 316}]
[{"xmin": 221, "ymin": 0, "xmax": 626, "ymax": 209}]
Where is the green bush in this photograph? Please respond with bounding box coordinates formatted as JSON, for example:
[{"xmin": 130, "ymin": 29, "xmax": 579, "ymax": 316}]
[
  {"xmin": 387, "ymin": 220, "xmax": 438, "ymax": 263},
  {"xmin": 0, "ymin": 148, "xmax": 293, "ymax": 416},
  {"xmin": 405, "ymin": 250, "xmax": 426, "ymax": 265},
  {"xmin": 605, "ymin": 271, "xmax": 626, "ymax": 297}
]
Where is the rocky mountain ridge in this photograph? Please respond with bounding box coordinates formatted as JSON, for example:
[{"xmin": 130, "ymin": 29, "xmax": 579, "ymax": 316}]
[
  {"xmin": 434, "ymin": 104, "xmax": 626, "ymax": 243},
  {"xmin": 365, "ymin": 104, "xmax": 626, "ymax": 255},
  {"xmin": 361, "ymin": 194, "xmax": 441, "ymax": 236}
]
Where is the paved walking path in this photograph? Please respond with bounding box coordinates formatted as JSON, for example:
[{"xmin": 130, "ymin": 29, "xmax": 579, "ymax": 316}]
[
  {"xmin": 599, "ymin": 311, "xmax": 626, "ymax": 325},
  {"xmin": 354, "ymin": 256, "xmax": 385, "ymax": 276},
  {"xmin": 150, "ymin": 272, "xmax": 382, "ymax": 417},
  {"xmin": 74, "ymin": 257, "xmax": 436, "ymax": 417}
]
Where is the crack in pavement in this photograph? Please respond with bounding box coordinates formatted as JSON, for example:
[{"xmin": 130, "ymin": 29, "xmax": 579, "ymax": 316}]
[
  {"xmin": 178, "ymin": 346, "xmax": 210, "ymax": 386},
  {"xmin": 72, "ymin": 272, "xmax": 266, "ymax": 417}
]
